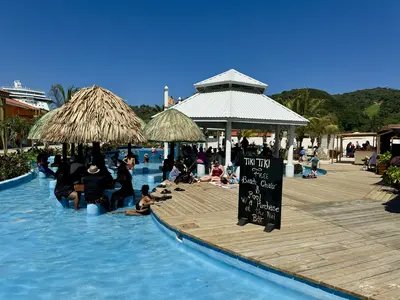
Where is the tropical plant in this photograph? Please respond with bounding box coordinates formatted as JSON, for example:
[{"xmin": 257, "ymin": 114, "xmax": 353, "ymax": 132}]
[
  {"xmin": 379, "ymin": 151, "xmax": 392, "ymax": 165},
  {"xmin": 0, "ymin": 152, "xmax": 31, "ymax": 181},
  {"xmin": 383, "ymin": 165, "xmax": 400, "ymax": 187},
  {"xmin": 278, "ymin": 89, "xmax": 335, "ymax": 147},
  {"xmin": 49, "ymin": 84, "xmax": 79, "ymax": 108}
]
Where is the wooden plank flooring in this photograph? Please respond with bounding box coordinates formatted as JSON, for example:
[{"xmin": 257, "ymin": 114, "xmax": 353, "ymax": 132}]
[{"xmin": 152, "ymin": 163, "xmax": 400, "ymax": 300}]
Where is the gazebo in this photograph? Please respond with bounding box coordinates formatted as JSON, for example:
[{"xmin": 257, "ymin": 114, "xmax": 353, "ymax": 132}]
[{"xmin": 171, "ymin": 69, "xmax": 308, "ymax": 177}]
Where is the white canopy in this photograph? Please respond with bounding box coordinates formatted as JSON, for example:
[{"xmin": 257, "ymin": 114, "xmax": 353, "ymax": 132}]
[
  {"xmin": 173, "ymin": 69, "xmax": 308, "ymax": 128},
  {"xmin": 162, "ymin": 69, "xmax": 308, "ymax": 177}
]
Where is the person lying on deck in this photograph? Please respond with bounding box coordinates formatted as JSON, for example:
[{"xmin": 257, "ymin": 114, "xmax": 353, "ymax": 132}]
[
  {"xmin": 200, "ymin": 161, "xmax": 224, "ymax": 183},
  {"xmin": 125, "ymin": 184, "xmax": 171, "ymax": 216}
]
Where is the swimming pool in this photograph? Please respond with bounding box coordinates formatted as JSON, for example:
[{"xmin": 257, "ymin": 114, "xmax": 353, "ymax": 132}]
[{"xmin": 0, "ymin": 176, "xmax": 350, "ymax": 300}]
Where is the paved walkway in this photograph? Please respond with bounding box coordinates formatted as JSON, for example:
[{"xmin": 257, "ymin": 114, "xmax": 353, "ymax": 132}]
[{"xmin": 152, "ymin": 163, "xmax": 400, "ymax": 300}]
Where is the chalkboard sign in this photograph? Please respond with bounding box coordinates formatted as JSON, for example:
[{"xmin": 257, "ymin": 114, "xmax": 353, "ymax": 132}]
[{"xmin": 237, "ymin": 156, "xmax": 284, "ymax": 232}]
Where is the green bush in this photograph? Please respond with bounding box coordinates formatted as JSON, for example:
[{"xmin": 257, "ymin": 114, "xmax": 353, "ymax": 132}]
[
  {"xmin": 379, "ymin": 151, "xmax": 392, "ymax": 165},
  {"xmin": 0, "ymin": 153, "xmax": 31, "ymax": 182},
  {"xmin": 383, "ymin": 165, "xmax": 400, "ymax": 187},
  {"xmin": 294, "ymin": 164, "xmax": 303, "ymax": 174}
]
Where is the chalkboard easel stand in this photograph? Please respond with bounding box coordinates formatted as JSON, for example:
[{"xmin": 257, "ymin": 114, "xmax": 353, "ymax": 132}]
[
  {"xmin": 264, "ymin": 223, "xmax": 275, "ymax": 232},
  {"xmin": 237, "ymin": 218, "xmax": 249, "ymax": 226}
]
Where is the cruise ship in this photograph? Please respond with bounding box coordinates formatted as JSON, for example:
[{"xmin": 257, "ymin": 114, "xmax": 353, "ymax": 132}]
[{"xmin": 1, "ymin": 80, "xmax": 52, "ymax": 111}]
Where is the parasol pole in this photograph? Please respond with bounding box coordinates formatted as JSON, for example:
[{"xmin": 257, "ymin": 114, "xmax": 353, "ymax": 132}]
[{"xmin": 164, "ymin": 86, "xmax": 169, "ymax": 160}]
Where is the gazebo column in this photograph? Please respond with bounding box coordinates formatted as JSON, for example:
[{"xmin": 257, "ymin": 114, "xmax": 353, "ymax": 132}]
[
  {"xmin": 78, "ymin": 144, "xmax": 83, "ymax": 159},
  {"xmin": 274, "ymin": 125, "xmax": 280, "ymax": 158},
  {"xmin": 285, "ymin": 125, "xmax": 295, "ymax": 178},
  {"xmin": 225, "ymin": 121, "xmax": 232, "ymax": 167},
  {"xmin": 217, "ymin": 130, "xmax": 220, "ymax": 149}
]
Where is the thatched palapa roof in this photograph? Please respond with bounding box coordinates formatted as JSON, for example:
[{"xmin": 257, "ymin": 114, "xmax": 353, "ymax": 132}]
[
  {"xmin": 41, "ymin": 85, "xmax": 146, "ymax": 144},
  {"xmin": 144, "ymin": 108, "xmax": 205, "ymax": 142},
  {"xmin": 28, "ymin": 108, "xmax": 59, "ymax": 140}
]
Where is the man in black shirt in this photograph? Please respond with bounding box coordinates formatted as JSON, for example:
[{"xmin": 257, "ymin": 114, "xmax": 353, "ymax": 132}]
[{"xmin": 83, "ymin": 165, "xmax": 110, "ymax": 211}]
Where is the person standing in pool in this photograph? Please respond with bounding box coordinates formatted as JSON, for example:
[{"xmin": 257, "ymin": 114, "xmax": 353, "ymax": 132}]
[{"xmin": 308, "ymin": 154, "xmax": 320, "ymax": 173}]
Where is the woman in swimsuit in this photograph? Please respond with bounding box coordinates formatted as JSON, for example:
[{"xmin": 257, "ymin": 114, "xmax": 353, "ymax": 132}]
[
  {"xmin": 125, "ymin": 185, "xmax": 171, "ymax": 216},
  {"xmin": 123, "ymin": 152, "xmax": 135, "ymax": 170},
  {"xmin": 200, "ymin": 161, "xmax": 224, "ymax": 183}
]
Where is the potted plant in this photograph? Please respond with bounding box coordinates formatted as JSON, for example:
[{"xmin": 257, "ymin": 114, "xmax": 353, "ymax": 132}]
[
  {"xmin": 377, "ymin": 151, "xmax": 392, "ymax": 175},
  {"xmin": 383, "ymin": 165, "xmax": 400, "ymax": 190}
]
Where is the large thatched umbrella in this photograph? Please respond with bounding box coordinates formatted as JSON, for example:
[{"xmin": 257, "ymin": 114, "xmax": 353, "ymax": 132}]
[
  {"xmin": 144, "ymin": 108, "xmax": 205, "ymax": 143},
  {"xmin": 28, "ymin": 108, "xmax": 59, "ymax": 141},
  {"xmin": 42, "ymin": 86, "xmax": 146, "ymax": 151}
]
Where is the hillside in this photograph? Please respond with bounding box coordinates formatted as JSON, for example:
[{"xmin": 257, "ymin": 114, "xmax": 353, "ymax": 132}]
[{"xmin": 270, "ymin": 87, "xmax": 400, "ymax": 132}]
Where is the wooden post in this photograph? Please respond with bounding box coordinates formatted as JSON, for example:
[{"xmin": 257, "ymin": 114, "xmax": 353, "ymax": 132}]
[
  {"xmin": 62, "ymin": 143, "xmax": 68, "ymax": 162},
  {"xmin": 70, "ymin": 143, "xmax": 75, "ymax": 156},
  {"xmin": 78, "ymin": 144, "xmax": 83, "ymax": 159},
  {"xmin": 0, "ymin": 92, "xmax": 8, "ymax": 155},
  {"xmin": 170, "ymin": 142, "xmax": 175, "ymax": 160},
  {"xmin": 339, "ymin": 136, "xmax": 343, "ymax": 162},
  {"xmin": 128, "ymin": 143, "xmax": 132, "ymax": 155},
  {"xmin": 93, "ymin": 142, "xmax": 100, "ymax": 155}
]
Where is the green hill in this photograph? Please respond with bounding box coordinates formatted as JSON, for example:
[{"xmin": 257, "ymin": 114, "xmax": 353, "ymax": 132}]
[{"xmin": 270, "ymin": 87, "xmax": 400, "ymax": 132}]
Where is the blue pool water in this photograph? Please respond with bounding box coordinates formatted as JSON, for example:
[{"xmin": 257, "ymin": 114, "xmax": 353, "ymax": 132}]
[{"xmin": 0, "ymin": 175, "xmax": 347, "ymax": 299}]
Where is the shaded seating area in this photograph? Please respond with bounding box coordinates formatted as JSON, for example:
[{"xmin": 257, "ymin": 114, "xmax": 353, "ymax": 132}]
[
  {"xmin": 169, "ymin": 69, "xmax": 309, "ymax": 177},
  {"xmin": 38, "ymin": 85, "xmax": 146, "ymax": 214}
]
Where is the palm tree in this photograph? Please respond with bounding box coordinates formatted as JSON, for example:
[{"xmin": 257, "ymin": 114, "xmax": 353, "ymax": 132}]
[
  {"xmin": 281, "ymin": 89, "xmax": 335, "ymax": 147},
  {"xmin": 49, "ymin": 84, "xmax": 79, "ymax": 108},
  {"xmin": 154, "ymin": 104, "xmax": 165, "ymax": 112}
]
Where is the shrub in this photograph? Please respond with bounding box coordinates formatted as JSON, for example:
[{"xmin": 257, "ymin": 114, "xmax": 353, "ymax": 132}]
[
  {"xmin": 379, "ymin": 151, "xmax": 392, "ymax": 165},
  {"xmin": 0, "ymin": 153, "xmax": 31, "ymax": 182},
  {"xmin": 383, "ymin": 165, "xmax": 400, "ymax": 189}
]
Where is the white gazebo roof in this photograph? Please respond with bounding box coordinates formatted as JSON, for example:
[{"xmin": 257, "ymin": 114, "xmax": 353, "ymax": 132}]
[
  {"xmin": 194, "ymin": 69, "xmax": 268, "ymax": 92},
  {"xmin": 171, "ymin": 70, "xmax": 308, "ymax": 128}
]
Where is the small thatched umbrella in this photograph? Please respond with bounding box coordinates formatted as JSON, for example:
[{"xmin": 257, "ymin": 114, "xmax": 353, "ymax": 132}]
[
  {"xmin": 144, "ymin": 108, "xmax": 205, "ymax": 177},
  {"xmin": 144, "ymin": 108, "xmax": 205, "ymax": 143},
  {"xmin": 28, "ymin": 108, "xmax": 59, "ymax": 141},
  {"xmin": 42, "ymin": 85, "xmax": 146, "ymax": 158}
]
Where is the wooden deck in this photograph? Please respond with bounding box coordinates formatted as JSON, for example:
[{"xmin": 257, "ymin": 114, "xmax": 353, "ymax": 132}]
[{"xmin": 152, "ymin": 163, "xmax": 400, "ymax": 300}]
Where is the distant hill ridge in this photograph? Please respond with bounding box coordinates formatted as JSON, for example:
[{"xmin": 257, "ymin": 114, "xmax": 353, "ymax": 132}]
[{"xmin": 270, "ymin": 87, "xmax": 400, "ymax": 132}]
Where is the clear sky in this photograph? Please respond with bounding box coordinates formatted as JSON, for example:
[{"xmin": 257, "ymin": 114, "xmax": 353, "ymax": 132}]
[{"xmin": 0, "ymin": 0, "xmax": 398, "ymax": 106}]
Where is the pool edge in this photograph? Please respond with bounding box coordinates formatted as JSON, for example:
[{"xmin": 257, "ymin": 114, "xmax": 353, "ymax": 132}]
[
  {"xmin": 151, "ymin": 211, "xmax": 370, "ymax": 300},
  {"xmin": 0, "ymin": 169, "xmax": 36, "ymax": 191}
]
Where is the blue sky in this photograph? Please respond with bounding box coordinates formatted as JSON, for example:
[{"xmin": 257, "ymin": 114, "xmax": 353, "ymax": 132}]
[{"xmin": 0, "ymin": 0, "xmax": 398, "ymax": 106}]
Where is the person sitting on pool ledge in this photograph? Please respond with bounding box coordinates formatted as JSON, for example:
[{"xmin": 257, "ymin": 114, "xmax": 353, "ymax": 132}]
[
  {"xmin": 54, "ymin": 162, "xmax": 80, "ymax": 210},
  {"xmin": 110, "ymin": 164, "xmax": 134, "ymax": 210},
  {"xmin": 200, "ymin": 161, "xmax": 224, "ymax": 183},
  {"xmin": 83, "ymin": 165, "xmax": 110, "ymax": 211},
  {"xmin": 125, "ymin": 185, "xmax": 171, "ymax": 216}
]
